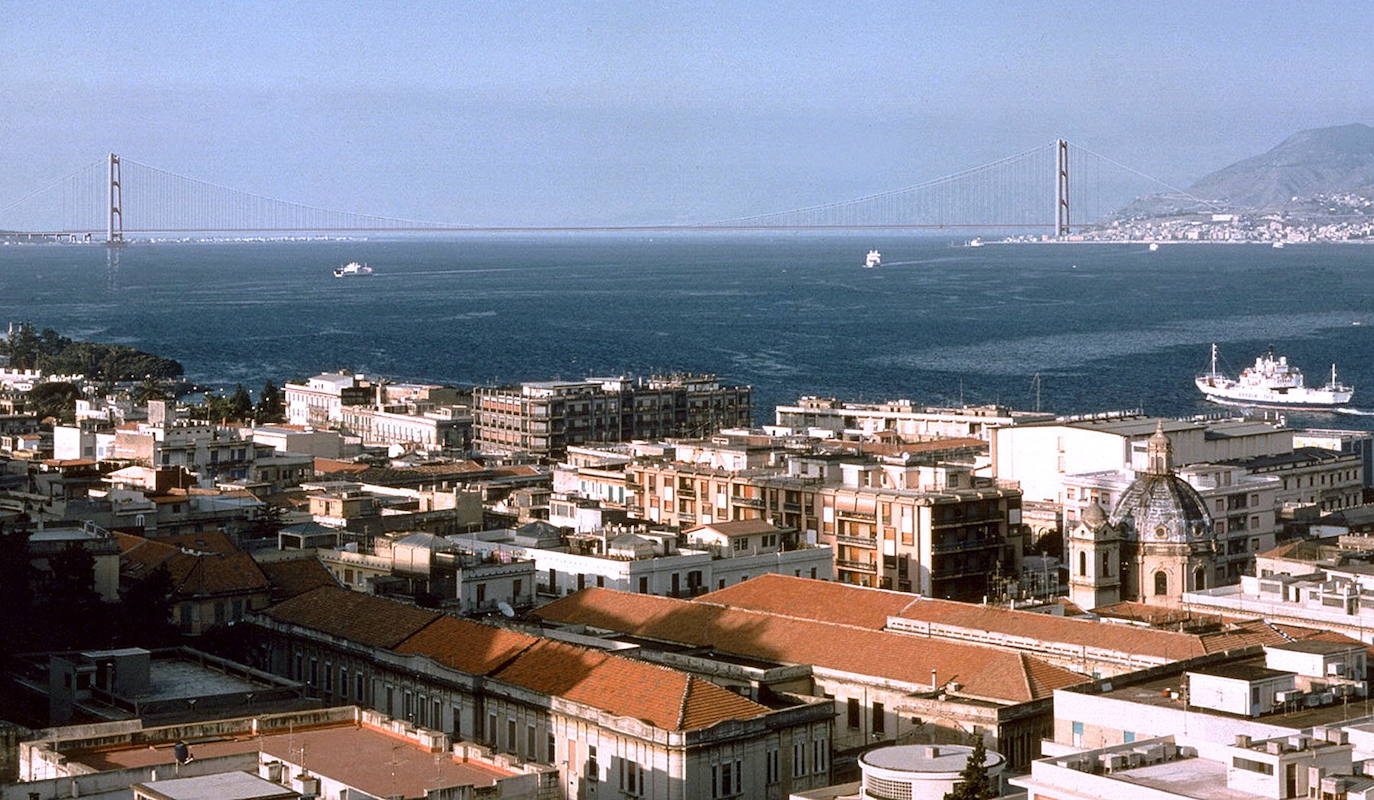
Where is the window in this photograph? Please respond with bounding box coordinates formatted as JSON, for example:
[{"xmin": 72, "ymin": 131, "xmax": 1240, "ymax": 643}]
[
  {"xmin": 766, "ymin": 748, "xmax": 779, "ymax": 784},
  {"xmin": 1078, "ymin": 551, "xmax": 1086, "ymax": 576},
  {"xmin": 309, "ymin": 658, "xmax": 318, "ymax": 685},
  {"xmin": 620, "ymin": 759, "xmax": 643, "ymax": 795},
  {"xmin": 547, "ymin": 732, "xmax": 557, "ymax": 764},
  {"xmin": 526, "ymin": 723, "xmax": 536, "ymax": 760},
  {"xmin": 356, "ymin": 672, "xmax": 365, "ymax": 702},
  {"xmin": 847, "ymin": 698, "xmax": 860, "ymax": 729},
  {"xmin": 1072, "ymin": 721, "xmax": 1084, "ymax": 747},
  {"xmin": 339, "ymin": 668, "xmax": 348, "ymax": 699},
  {"xmin": 513, "ymin": 578, "xmax": 522, "ymax": 598},
  {"xmin": 404, "ymin": 690, "xmax": 413, "ymax": 720},
  {"xmin": 638, "ymin": 576, "xmax": 649, "ymax": 593},
  {"xmin": 507, "ymin": 718, "xmax": 517, "ymax": 752},
  {"xmin": 1123, "ymin": 731, "xmax": 1135, "ymax": 743},
  {"xmin": 713, "ymin": 759, "xmax": 743, "ymax": 798},
  {"xmin": 323, "ymin": 661, "xmax": 333, "ymax": 692},
  {"xmin": 294, "ymin": 653, "xmax": 303, "ymax": 680},
  {"xmin": 452, "ymin": 705, "xmax": 463, "ymax": 738},
  {"xmin": 476, "ymin": 584, "xmax": 486, "ymax": 605},
  {"xmin": 1154, "ymin": 571, "xmax": 1168, "ymax": 596},
  {"xmin": 813, "ymin": 738, "xmax": 828, "ymax": 773},
  {"xmin": 587, "ymin": 745, "xmax": 598, "ymax": 784},
  {"xmin": 1232, "ymin": 757, "xmax": 1274, "ymax": 775},
  {"xmin": 793, "ymin": 741, "xmax": 807, "ymax": 777},
  {"xmin": 488, "ymin": 712, "xmax": 497, "ymax": 746},
  {"xmin": 433, "ymin": 699, "xmax": 442, "ymax": 730},
  {"xmin": 873, "ymin": 702, "xmax": 885, "ymax": 735}
]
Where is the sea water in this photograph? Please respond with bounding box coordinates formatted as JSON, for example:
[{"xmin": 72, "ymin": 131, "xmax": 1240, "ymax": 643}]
[{"xmin": 2, "ymin": 233, "xmax": 1372, "ymax": 430}]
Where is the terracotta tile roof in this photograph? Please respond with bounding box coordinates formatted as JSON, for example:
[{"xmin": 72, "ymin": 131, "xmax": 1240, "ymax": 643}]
[
  {"xmin": 535, "ymin": 588, "xmax": 1084, "ymax": 703},
  {"xmin": 698, "ymin": 573, "xmax": 920, "ymax": 629},
  {"xmin": 261, "ymin": 586, "xmax": 442, "ymax": 648},
  {"xmin": 314, "ymin": 458, "xmax": 370, "ymax": 475},
  {"xmin": 395, "ymin": 615, "xmax": 541, "ymax": 675},
  {"xmin": 487, "ymin": 638, "xmax": 770, "ymax": 731},
  {"xmin": 114, "ymin": 532, "xmax": 270, "ymax": 598},
  {"xmin": 258, "ymin": 556, "xmax": 341, "ymax": 601},
  {"xmin": 153, "ymin": 530, "xmax": 239, "ymax": 554},
  {"xmin": 686, "ymin": 519, "xmax": 782, "ymax": 537},
  {"xmin": 706, "ymin": 575, "xmax": 1219, "ymax": 663},
  {"xmin": 256, "ymin": 588, "xmax": 772, "ymax": 731}
]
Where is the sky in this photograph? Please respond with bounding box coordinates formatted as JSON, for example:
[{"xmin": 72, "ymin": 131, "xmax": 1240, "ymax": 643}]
[{"xmin": 3, "ymin": 1, "xmax": 1373, "ymax": 226}]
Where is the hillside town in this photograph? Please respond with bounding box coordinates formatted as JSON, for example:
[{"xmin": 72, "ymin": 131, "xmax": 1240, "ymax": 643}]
[{"xmin": 4, "ymin": 345, "xmax": 1374, "ymax": 800}]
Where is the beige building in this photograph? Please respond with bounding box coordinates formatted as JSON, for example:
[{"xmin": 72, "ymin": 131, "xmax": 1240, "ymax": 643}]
[
  {"xmin": 627, "ymin": 455, "xmax": 1023, "ymax": 600},
  {"xmin": 776, "ymin": 396, "xmax": 1052, "ymax": 442}
]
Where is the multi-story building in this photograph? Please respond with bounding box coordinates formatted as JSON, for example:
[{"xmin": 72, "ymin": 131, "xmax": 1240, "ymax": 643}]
[
  {"xmin": 339, "ymin": 404, "xmax": 471, "ymax": 451},
  {"xmin": 473, "ymin": 374, "xmax": 752, "ymax": 460},
  {"xmin": 1221, "ymin": 447, "xmax": 1364, "ymax": 512},
  {"xmin": 627, "ymin": 454, "xmax": 1022, "ymax": 600},
  {"xmin": 455, "ymin": 518, "xmax": 833, "ymax": 600},
  {"xmin": 535, "ymin": 583, "xmax": 1087, "ymax": 770},
  {"xmin": 775, "ymin": 396, "xmax": 1052, "ymax": 442},
  {"xmin": 284, "ymin": 371, "xmax": 377, "ymax": 426},
  {"xmin": 317, "ymin": 531, "xmax": 537, "ymax": 614},
  {"xmin": 248, "ymin": 586, "xmax": 835, "ymax": 800}
]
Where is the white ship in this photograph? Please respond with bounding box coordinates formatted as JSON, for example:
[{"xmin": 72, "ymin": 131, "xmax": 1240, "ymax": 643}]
[
  {"xmin": 333, "ymin": 261, "xmax": 374, "ymax": 277},
  {"xmin": 1148, "ymin": 242, "xmax": 1160, "ymax": 252},
  {"xmin": 864, "ymin": 250, "xmax": 881, "ymax": 268},
  {"xmin": 1195, "ymin": 344, "xmax": 1353, "ymax": 409}
]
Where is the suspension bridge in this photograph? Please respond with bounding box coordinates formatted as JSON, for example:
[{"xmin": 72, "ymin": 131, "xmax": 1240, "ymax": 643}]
[{"xmin": 0, "ymin": 140, "xmax": 1207, "ymax": 243}]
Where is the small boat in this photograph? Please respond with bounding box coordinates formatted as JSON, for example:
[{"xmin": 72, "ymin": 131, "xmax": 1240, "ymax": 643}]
[
  {"xmin": 333, "ymin": 261, "xmax": 374, "ymax": 277},
  {"xmin": 1272, "ymin": 241, "xmax": 1285, "ymax": 249},
  {"xmin": 967, "ymin": 238, "xmax": 984, "ymax": 248},
  {"xmin": 1148, "ymin": 242, "xmax": 1160, "ymax": 252},
  {"xmin": 1196, "ymin": 343, "xmax": 1353, "ymax": 409},
  {"xmin": 864, "ymin": 250, "xmax": 881, "ymax": 268}
]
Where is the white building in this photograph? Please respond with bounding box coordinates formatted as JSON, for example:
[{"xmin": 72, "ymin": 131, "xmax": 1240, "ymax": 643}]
[
  {"xmin": 452, "ymin": 520, "xmax": 834, "ymax": 600},
  {"xmin": 776, "ymin": 396, "xmax": 1053, "ymax": 442},
  {"xmin": 284, "ymin": 372, "xmax": 375, "ymax": 426}
]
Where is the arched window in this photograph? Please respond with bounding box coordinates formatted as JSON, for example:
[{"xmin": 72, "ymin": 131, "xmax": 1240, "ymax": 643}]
[
  {"xmin": 1078, "ymin": 551, "xmax": 1087, "ymax": 576},
  {"xmin": 1102, "ymin": 552, "xmax": 1110, "ymax": 577},
  {"xmin": 1154, "ymin": 571, "xmax": 1169, "ymax": 596},
  {"xmin": 1193, "ymin": 566, "xmax": 1206, "ymax": 591}
]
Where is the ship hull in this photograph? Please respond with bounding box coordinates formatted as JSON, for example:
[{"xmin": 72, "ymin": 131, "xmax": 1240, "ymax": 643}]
[{"xmin": 1195, "ymin": 378, "xmax": 1353, "ymax": 409}]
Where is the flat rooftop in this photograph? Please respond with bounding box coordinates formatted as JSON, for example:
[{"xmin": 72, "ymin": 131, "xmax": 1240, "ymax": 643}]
[
  {"xmin": 70, "ymin": 723, "xmax": 513, "ymax": 797},
  {"xmin": 1099, "ymin": 655, "xmax": 1373, "ymax": 728},
  {"xmin": 1112, "ymin": 757, "xmax": 1257, "ymax": 800},
  {"xmin": 134, "ymin": 771, "xmax": 298, "ymax": 800},
  {"xmin": 138, "ymin": 659, "xmax": 266, "ymax": 702}
]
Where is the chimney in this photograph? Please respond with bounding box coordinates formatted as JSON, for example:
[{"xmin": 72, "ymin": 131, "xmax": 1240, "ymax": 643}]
[{"xmin": 931, "ymin": 669, "xmax": 938, "ymax": 690}]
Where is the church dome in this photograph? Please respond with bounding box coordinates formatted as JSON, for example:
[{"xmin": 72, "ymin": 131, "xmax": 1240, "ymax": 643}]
[{"xmin": 1109, "ymin": 421, "xmax": 1212, "ymax": 543}]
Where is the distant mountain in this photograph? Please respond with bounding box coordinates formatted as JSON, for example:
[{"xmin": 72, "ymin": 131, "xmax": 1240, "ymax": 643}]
[{"xmin": 1187, "ymin": 123, "xmax": 1374, "ymax": 210}]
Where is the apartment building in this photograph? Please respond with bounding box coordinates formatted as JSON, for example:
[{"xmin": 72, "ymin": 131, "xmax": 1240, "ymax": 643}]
[
  {"xmin": 627, "ymin": 454, "xmax": 1022, "ymax": 600},
  {"xmin": 473, "ymin": 374, "xmax": 752, "ymax": 459}
]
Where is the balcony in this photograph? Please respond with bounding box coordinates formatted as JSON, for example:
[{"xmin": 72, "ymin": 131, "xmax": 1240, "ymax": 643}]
[
  {"xmin": 837, "ymin": 509, "xmax": 877, "ymax": 522},
  {"xmin": 836, "ymin": 558, "xmax": 878, "ymax": 573},
  {"xmin": 835, "ymin": 533, "xmax": 878, "ymax": 548},
  {"xmin": 931, "ymin": 538, "xmax": 1001, "ymax": 554},
  {"xmin": 783, "ymin": 502, "xmax": 802, "ymax": 513},
  {"xmin": 731, "ymin": 495, "xmax": 765, "ymax": 509}
]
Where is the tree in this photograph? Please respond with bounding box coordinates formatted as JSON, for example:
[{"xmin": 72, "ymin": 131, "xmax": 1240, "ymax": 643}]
[
  {"xmin": 27, "ymin": 381, "xmax": 82, "ymax": 423},
  {"xmin": 46, "ymin": 542, "xmax": 109, "ymax": 649},
  {"xmin": 133, "ymin": 377, "xmax": 168, "ymax": 404},
  {"xmin": 943, "ymin": 735, "xmax": 996, "ymax": 800},
  {"xmin": 228, "ymin": 384, "xmax": 253, "ymax": 420},
  {"xmin": 0, "ymin": 522, "xmax": 37, "ymax": 661},
  {"xmin": 119, "ymin": 564, "xmax": 179, "ymax": 646},
  {"xmin": 256, "ymin": 380, "xmax": 284, "ymax": 421},
  {"xmin": 244, "ymin": 502, "xmax": 289, "ymax": 542}
]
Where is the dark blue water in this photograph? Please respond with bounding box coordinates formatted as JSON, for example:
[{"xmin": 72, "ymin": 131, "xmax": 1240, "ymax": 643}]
[{"xmin": 3, "ymin": 235, "xmax": 1373, "ymax": 430}]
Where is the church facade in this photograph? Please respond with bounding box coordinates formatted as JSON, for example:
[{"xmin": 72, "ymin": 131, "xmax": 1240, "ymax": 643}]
[{"xmin": 1069, "ymin": 422, "xmax": 1217, "ymax": 609}]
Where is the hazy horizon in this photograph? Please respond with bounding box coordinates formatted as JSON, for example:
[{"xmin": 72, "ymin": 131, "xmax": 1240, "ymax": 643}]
[{"xmin": 4, "ymin": 1, "xmax": 1372, "ymax": 225}]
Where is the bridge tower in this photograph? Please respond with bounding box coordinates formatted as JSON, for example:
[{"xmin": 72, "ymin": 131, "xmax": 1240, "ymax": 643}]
[
  {"xmin": 106, "ymin": 153, "xmax": 124, "ymax": 245},
  {"xmin": 1055, "ymin": 139, "xmax": 1070, "ymax": 237}
]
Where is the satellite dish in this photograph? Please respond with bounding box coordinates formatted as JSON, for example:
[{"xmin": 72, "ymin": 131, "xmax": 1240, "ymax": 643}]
[{"xmin": 497, "ymin": 601, "xmax": 515, "ymax": 618}]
